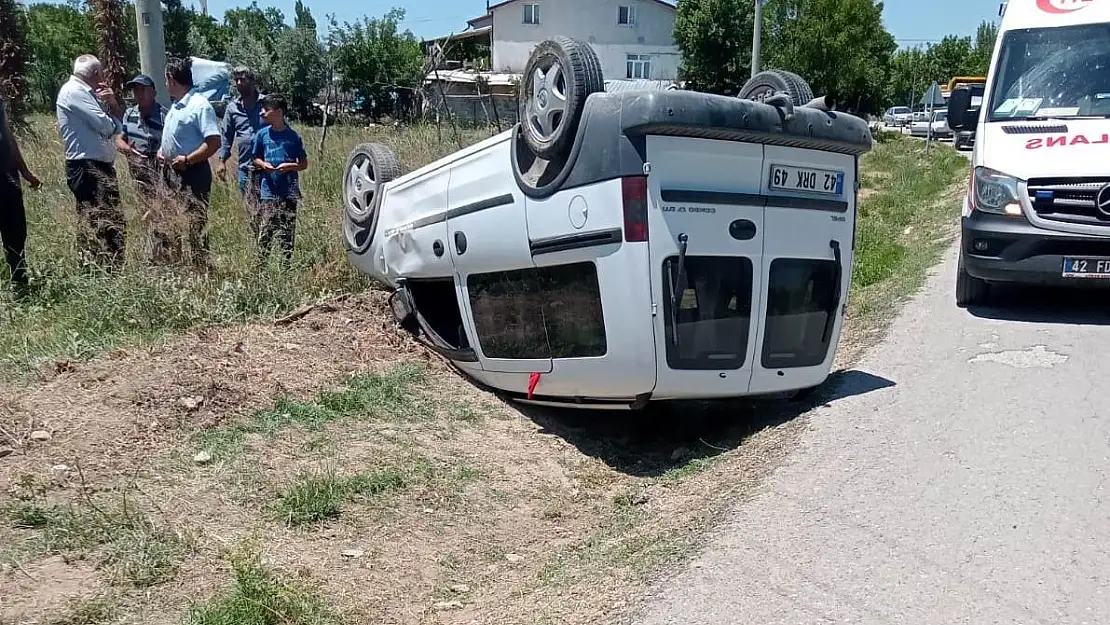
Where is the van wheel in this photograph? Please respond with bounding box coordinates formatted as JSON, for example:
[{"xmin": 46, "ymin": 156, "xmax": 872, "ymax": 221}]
[
  {"xmin": 343, "ymin": 143, "xmax": 401, "ymax": 253},
  {"xmin": 955, "ymin": 254, "xmax": 990, "ymax": 307},
  {"xmin": 519, "ymin": 36, "xmax": 604, "ymax": 161},
  {"xmin": 738, "ymin": 69, "xmax": 814, "ymax": 107}
]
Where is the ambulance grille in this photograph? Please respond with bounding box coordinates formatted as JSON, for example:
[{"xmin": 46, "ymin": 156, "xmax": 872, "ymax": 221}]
[{"xmin": 1027, "ymin": 177, "xmax": 1110, "ymax": 225}]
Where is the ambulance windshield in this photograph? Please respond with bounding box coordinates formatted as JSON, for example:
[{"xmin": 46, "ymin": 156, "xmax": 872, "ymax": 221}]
[{"xmin": 988, "ymin": 23, "xmax": 1110, "ymax": 121}]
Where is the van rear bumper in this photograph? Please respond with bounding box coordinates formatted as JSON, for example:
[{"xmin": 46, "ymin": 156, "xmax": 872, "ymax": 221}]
[{"xmin": 961, "ymin": 212, "xmax": 1110, "ymax": 287}]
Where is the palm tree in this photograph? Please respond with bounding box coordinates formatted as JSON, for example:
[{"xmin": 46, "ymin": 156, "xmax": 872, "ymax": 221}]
[
  {"xmin": 90, "ymin": 0, "xmax": 128, "ymax": 94},
  {"xmin": 0, "ymin": 0, "xmax": 31, "ymax": 123}
]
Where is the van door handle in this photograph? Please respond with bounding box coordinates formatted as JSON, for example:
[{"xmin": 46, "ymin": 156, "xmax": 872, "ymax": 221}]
[
  {"xmin": 822, "ymin": 239, "xmax": 842, "ymax": 344},
  {"xmin": 454, "ymin": 231, "xmax": 468, "ymax": 255}
]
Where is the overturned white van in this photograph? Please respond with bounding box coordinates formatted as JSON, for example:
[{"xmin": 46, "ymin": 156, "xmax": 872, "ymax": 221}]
[{"xmin": 341, "ymin": 38, "xmax": 873, "ymax": 409}]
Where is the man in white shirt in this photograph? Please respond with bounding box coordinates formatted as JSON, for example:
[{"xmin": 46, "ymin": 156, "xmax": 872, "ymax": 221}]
[
  {"xmin": 157, "ymin": 56, "xmax": 221, "ymax": 269},
  {"xmin": 55, "ymin": 54, "xmax": 126, "ymax": 271}
]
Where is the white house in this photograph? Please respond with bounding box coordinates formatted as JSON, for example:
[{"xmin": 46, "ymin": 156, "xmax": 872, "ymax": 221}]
[{"xmin": 471, "ymin": 0, "xmax": 680, "ymax": 82}]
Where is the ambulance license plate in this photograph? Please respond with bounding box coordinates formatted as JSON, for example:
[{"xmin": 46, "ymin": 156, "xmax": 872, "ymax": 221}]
[
  {"xmin": 1063, "ymin": 257, "xmax": 1110, "ymax": 278},
  {"xmin": 769, "ymin": 164, "xmax": 844, "ymax": 196}
]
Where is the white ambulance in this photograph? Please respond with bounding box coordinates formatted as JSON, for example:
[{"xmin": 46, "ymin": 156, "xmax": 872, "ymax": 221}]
[{"xmin": 948, "ymin": 0, "xmax": 1110, "ymax": 306}]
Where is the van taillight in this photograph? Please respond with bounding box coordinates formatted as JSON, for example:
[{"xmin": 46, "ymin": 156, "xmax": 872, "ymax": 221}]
[{"xmin": 622, "ymin": 176, "xmax": 649, "ymax": 242}]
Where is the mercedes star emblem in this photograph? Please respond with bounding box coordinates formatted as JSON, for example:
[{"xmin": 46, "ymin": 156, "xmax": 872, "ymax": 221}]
[{"xmin": 1097, "ymin": 183, "xmax": 1110, "ymax": 218}]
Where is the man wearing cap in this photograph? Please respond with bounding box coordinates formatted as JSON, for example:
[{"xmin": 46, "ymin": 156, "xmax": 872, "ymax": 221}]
[
  {"xmin": 0, "ymin": 98, "xmax": 42, "ymax": 297},
  {"xmin": 116, "ymin": 74, "xmax": 170, "ymax": 263},
  {"xmin": 217, "ymin": 66, "xmax": 266, "ymax": 213}
]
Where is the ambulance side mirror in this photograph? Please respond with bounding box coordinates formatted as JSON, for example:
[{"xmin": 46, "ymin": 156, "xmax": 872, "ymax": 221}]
[{"xmin": 947, "ymin": 88, "xmax": 978, "ymax": 131}]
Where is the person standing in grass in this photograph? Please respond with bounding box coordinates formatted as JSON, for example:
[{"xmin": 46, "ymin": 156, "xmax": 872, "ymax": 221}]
[
  {"xmin": 250, "ymin": 94, "xmax": 308, "ymax": 262},
  {"xmin": 0, "ymin": 99, "xmax": 42, "ymax": 297},
  {"xmin": 217, "ymin": 66, "xmax": 266, "ymax": 216},
  {"xmin": 157, "ymin": 56, "xmax": 221, "ymax": 269},
  {"xmin": 115, "ymin": 74, "xmax": 171, "ymax": 264},
  {"xmin": 55, "ymin": 54, "xmax": 126, "ymax": 271}
]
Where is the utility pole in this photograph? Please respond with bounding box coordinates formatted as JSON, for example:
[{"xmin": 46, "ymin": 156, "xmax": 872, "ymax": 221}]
[
  {"xmin": 751, "ymin": 0, "xmax": 762, "ymax": 79},
  {"xmin": 135, "ymin": 0, "xmax": 170, "ymax": 106}
]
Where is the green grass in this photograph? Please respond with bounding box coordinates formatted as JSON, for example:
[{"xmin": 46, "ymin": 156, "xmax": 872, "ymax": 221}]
[
  {"xmin": 0, "ymin": 118, "xmax": 494, "ymax": 380},
  {"xmin": 270, "ymin": 458, "xmax": 482, "ymax": 527},
  {"xmin": 2, "ymin": 494, "xmax": 190, "ymax": 587},
  {"xmin": 851, "ymin": 136, "xmax": 967, "ymax": 324},
  {"xmin": 193, "ymin": 364, "xmax": 430, "ymax": 460},
  {"xmin": 185, "ymin": 545, "xmax": 338, "ymax": 625},
  {"xmin": 45, "ymin": 595, "xmax": 119, "ymax": 625},
  {"xmin": 271, "ymin": 467, "xmax": 411, "ymax": 526}
]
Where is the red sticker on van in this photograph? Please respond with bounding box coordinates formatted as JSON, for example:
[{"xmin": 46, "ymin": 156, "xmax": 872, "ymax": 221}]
[
  {"xmin": 1025, "ymin": 134, "xmax": 1110, "ymax": 149},
  {"xmin": 1037, "ymin": 0, "xmax": 1094, "ymax": 13}
]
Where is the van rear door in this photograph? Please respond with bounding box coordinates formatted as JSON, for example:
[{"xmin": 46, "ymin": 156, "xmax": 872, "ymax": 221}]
[
  {"xmin": 645, "ymin": 135, "xmax": 766, "ymax": 399},
  {"xmin": 750, "ymin": 146, "xmax": 856, "ymax": 394}
]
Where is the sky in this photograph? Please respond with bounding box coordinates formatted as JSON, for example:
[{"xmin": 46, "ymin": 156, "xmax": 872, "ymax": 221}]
[{"xmin": 188, "ymin": 0, "xmax": 1003, "ymax": 46}]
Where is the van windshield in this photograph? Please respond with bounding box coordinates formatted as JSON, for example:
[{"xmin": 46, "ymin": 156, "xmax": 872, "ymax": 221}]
[{"xmin": 988, "ymin": 23, "xmax": 1110, "ymax": 121}]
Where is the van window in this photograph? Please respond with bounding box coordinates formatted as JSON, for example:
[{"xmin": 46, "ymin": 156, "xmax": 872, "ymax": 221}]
[
  {"xmin": 761, "ymin": 258, "xmax": 839, "ymax": 369},
  {"xmin": 661, "ymin": 256, "xmax": 753, "ymax": 370},
  {"xmin": 988, "ymin": 23, "xmax": 1110, "ymax": 121},
  {"xmin": 408, "ymin": 279, "xmax": 469, "ymax": 350},
  {"xmin": 467, "ymin": 262, "xmax": 607, "ymax": 359}
]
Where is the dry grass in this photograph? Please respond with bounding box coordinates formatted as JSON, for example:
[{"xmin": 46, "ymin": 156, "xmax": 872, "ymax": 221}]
[{"xmin": 0, "ymin": 120, "xmax": 967, "ymax": 625}]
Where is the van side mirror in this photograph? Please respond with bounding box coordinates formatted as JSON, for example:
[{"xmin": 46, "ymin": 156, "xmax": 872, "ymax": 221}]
[{"xmin": 947, "ymin": 88, "xmax": 976, "ymax": 131}]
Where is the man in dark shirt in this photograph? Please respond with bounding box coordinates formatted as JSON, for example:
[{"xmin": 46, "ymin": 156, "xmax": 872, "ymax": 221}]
[
  {"xmin": 116, "ymin": 74, "xmax": 170, "ymax": 263},
  {"xmin": 217, "ymin": 66, "xmax": 266, "ymax": 215},
  {"xmin": 0, "ymin": 100, "xmax": 42, "ymax": 296}
]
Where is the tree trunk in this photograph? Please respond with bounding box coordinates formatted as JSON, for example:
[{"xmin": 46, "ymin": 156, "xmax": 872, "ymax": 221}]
[
  {"xmin": 0, "ymin": 0, "xmax": 31, "ymax": 124},
  {"xmin": 91, "ymin": 0, "xmax": 129, "ymax": 95}
]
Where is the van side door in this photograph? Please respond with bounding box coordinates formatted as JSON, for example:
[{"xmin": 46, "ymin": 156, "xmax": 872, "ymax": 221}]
[{"xmin": 445, "ymin": 139, "xmax": 554, "ymax": 375}]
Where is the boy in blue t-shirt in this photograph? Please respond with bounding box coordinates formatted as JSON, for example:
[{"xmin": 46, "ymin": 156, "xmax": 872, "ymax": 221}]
[{"xmin": 250, "ymin": 94, "xmax": 308, "ymax": 261}]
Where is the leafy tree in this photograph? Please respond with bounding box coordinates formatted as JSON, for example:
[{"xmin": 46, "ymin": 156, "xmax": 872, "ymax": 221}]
[
  {"xmin": 293, "ymin": 0, "xmax": 315, "ymax": 31},
  {"xmin": 187, "ymin": 13, "xmax": 231, "ymax": 60},
  {"xmin": 226, "ymin": 27, "xmax": 272, "ymax": 87},
  {"xmin": 762, "ymin": 0, "xmax": 896, "ymax": 115},
  {"xmin": 224, "ymin": 1, "xmax": 285, "ymax": 55},
  {"xmin": 329, "ymin": 8, "xmax": 424, "ymax": 116},
  {"xmin": 25, "ymin": 1, "xmax": 96, "ymax": 107},
  {"xmin": 0, "ymin": 0, "xmax": 31, "ymax": 121},
  {"xmin": 673, "ymin": 0, "xmax": 754, "ymax": 95},
  {"xmin": 271, "ymin": 3, "xmax": 326, "ymax": 120},
  {"xmin": 162, "ymin": 0, "xmax": 191, "ymax": 57},
  {"xmin": 964, "ymin": 20, "xmax": 999, "ymax": 77},
  {"xmin": 926, "ymin": 34, "xmax": 973, "ymax": 84},
  {"xmin": 887, "ymin": 46, "xmax": 929, "ymax": 107}
]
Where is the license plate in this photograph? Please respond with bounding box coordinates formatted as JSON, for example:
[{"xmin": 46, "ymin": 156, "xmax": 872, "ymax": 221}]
[
  {"xmin": 1062, "ymin": 257, "xmax": 1110, "ymax": 278},
  {"xmin": 769, "ymin": 164, "xmax": 844, "ymax": 196}
]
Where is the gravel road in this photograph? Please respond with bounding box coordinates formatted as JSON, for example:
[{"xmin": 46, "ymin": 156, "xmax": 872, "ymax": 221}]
[{"xmin": 633, "ymin": 243, "xmax": 1110, "ymax": 625}]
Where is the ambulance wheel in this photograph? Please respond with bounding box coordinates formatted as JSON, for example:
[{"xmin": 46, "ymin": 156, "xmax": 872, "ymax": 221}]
[
  {"xmin": 519, "ymin": 36, "xmax": 604, "ymax": 161},
  {"xmin": 343, "ymin": 143, "xmax": 401, "ymax": 253},
  {"xmin": 955, "ymin": 253, "xmax": 991, "ymax": 308},
  {"xmin": 738, "ymin": 69, "xmax": 814, "ymax": 107}
]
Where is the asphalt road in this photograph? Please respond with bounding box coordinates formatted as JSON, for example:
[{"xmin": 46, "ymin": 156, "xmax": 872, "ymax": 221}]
[{"xmin": 633, "ymin": 243, "xmax": 1110, "ymax": 624}]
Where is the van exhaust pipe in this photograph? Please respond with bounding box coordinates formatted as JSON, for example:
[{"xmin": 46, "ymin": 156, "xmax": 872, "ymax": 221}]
[{"xmin": 802, "ymin": 95, "xmax": 836, "ymax": 111}]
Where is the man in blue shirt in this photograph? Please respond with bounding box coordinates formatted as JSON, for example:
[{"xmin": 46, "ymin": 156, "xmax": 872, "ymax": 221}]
[
  {"xmin": 157, "ymin": 56, "xmax": 221, "ymax": 269},
  {"xmin": 217, "ymin": 66, "xmax": 265, "ymax": 212},
  {"xmin": 250, "ymin": 94, "xmax": 308, "ymax": 263}
]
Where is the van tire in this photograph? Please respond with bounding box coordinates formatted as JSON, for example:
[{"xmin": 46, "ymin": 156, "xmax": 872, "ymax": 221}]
[
  {"xmin": 737, "ymin": 69, "xmax": 814, "ymax": 107},
  {"xmin": 955, "ymin": 254, "xmax": 990, "ymax": 307},
  {"xmin": 342, "ymin": 143, "xmax": 401, "ymax": 253},
  {"xmin": 519, "ymin": 36, "xmax": 605, "ymax": 161}
]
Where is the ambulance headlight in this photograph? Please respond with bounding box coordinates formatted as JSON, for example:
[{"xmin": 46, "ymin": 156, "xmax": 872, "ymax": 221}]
[{"xmin": 972, "ymin": 167, "xmax": 1023, "ymax": 216}]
